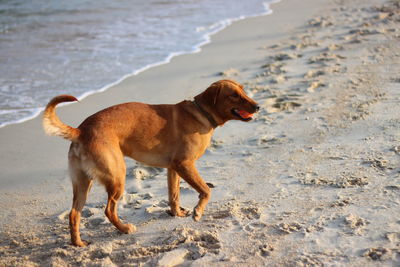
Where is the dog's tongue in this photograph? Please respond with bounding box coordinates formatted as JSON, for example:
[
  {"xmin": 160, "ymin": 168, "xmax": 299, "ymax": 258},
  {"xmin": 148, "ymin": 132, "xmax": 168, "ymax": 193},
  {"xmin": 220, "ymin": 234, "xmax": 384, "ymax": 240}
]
[{"xmin": 238, "ymin": 110, "xmax": 252, "ymax": 119}]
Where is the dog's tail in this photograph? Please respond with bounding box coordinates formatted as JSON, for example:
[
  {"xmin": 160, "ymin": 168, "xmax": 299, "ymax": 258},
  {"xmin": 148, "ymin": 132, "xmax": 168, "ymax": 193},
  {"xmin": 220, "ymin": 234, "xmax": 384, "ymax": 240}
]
[{"xmin": 42, "ymin": 95, "xmax": 80, "ymax": 142}]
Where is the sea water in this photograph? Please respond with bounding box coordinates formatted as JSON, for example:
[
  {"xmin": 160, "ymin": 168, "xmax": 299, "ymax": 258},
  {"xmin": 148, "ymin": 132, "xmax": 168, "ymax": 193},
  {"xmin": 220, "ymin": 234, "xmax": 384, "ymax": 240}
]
[{"xmin": 0, "ymin": 0, "xmax": 276, "ymax": 128}]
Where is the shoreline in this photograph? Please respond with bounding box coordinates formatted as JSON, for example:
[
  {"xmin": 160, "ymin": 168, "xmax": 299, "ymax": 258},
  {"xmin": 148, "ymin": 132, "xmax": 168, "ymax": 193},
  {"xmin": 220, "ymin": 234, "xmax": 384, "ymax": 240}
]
[{"xmin": 0, "ymin": 0, "xmax": 277, "ymax": 129}]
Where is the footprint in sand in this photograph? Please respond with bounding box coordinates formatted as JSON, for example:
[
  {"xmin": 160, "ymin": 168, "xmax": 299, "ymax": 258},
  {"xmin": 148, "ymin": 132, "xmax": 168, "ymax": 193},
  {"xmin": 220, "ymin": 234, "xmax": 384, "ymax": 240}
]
[
  {"xmin": 337, "ymin": 175, "xmax": 369, "ymax": 188},
  {"xmin": 289, "ymin": 40, "xmax": 320, "ymax": 50},
  {"xmin": 89, "ymin": 242, "xmax": 114, "ymax": 260},
  {"xmin": 272, "ymin": 52, "xmax": 301, "ymax": 61},
  {"xmin": 254, "ymin": 134, "xmax": 286, "ymax": 148},
  {"xmin": 344, "ymin": 214, "xmax": 369, "ymax": 235},
  {"xmin": 325, "ymin": 43, "xmax": 343, "ymax": 51},
  {"xmin": 161, "ymin": 227, "xmax": 221, "ymax": 260},
  {"xmin": 258, "ymin": 244, "xmax": 275, "ymax": 257},
  {"xmin": 308, "ymin": 16, "xmax": 334, "ymax": 28},
  {"xmin": 81, "ymin": 208, "xmax": 97, "ymax": 218},
  {"xmin": 363, "ymin": 247, "xmax": 394, "ymax": 261},
  {"xmin": 128, "ymin": 165, "xmax": 163, "ymax": 180},
  {"xmin": 306, "ymin": 81, "xmax": 326, "ymax": 92},
  {"xmin": 244, "ymin": 221, "xmax": 268, "ymax": 232},
  {"xmin": 260, "ymin": 62, "xmax": 287, "ymax": 76},
  {"xmin": 207, "ymin": 139, "xmax": 224, "ymax": 152},
  {"xmin": 276, "ymin": 222, "xmax": 303, "ymax": 234},
  {"xmin": 263, "ymin": 96, "xmax": 302, "ymax": 114},
  {"xmin": 270, "ymin": 74, "xmax": 287, "ymax": 84},
  {"xmin": 212, "ymin": 201, "xmax": 262, "ymax": 221},
  {"xmin": 304, "ymin": 69, "xmax": 326, "ymax": 79},
  {"xmin": 363, "ymin": 157, "xmax": 390, "ymax": 171},
  {"xmin": 88, "ymin": 218, "xmax": 106, "ymax": 228},
  {"xmin": 207, "ymin": 200, "xmax": 265, "ymax": 235},
  {"xmin": 330, "ymin": 197, "xmax": 352, "ymax": 208},
  {"xmin": 308, "ymin": 52, "xmax": 345, "ymax": 65},
  {"xmin": 142, "ymin": 199, "xmax": 173, "ymax": 219},
  {"xmin": 239, "ymin": 205, "xmax": 262, "ymax": 220},
  {"xmin": 121, "ymin": 193, "xmax": 143, "ymax": 209},
  {"xmin": 292, "ymin": 254, "xmax": 323, "ymax": 266}
]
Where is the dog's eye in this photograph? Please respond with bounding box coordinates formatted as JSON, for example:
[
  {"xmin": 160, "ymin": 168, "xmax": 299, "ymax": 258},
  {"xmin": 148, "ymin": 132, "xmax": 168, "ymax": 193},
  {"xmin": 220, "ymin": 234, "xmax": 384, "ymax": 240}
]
[{"xmin": 232, "ymin": 92, "xmax": 239, "ymax": 98}]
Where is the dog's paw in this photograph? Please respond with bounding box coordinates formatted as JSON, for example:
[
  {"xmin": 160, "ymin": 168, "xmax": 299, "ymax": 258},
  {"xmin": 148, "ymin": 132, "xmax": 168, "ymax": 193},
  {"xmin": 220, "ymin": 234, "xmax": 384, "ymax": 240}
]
[
  {"xmin": 168, "ymin": 206, "xmax": 191, "ymax": 217},
  {"xmin": 73, "ymin": 239, "xmax": 91, "ymax": 247},
  {"xmin": 192, "ymin": 208, "xmax": 203, "ymax": 222},
  {"xmin": 177, "ymin": 207, "xmax": 191, "ymax": 217},
  {"xmin": 121, "ymin": 223, "xmax": 136, "ymax": 234}
]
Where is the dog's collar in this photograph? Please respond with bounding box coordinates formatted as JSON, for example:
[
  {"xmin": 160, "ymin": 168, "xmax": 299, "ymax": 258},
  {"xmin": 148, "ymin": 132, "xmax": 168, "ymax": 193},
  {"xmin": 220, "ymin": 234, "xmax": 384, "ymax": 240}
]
[{"xmin": 192, "ymin": 99, "xmax": 218, "ymax": 128}]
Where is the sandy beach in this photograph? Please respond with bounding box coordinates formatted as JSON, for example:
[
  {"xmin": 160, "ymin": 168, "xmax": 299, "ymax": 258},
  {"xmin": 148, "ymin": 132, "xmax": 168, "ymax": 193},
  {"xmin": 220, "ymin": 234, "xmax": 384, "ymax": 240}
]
[{"xmin": 1, "ymin": 0, "xmax": 400, "ymax": 266}]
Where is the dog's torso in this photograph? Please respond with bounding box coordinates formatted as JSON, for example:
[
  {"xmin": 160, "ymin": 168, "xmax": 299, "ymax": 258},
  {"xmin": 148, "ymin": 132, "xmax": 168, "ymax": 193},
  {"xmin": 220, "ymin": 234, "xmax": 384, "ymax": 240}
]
[{"xmin": 75, "ymin": 100, "xmax": 214, "ymax": 168}]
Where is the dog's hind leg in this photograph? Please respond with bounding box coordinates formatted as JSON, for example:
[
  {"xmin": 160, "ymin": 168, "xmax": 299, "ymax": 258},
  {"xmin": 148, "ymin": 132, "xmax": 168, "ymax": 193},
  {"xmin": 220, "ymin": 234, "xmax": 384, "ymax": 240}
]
[
  {"xmin": 104, "ymin": 177, "xmax": 136, "ymax": 234},
  {"xmin": 69, "ymin": 172, "xmax": 93, "ymax": 247},
  {"xmin": 167, "ymin": 168, "xmax": 190, "ymax": 217},
  {"xmin": 85, "ymin": 144, "xmax": 136, "ymax": 235},
  {"xmin": 102, "ymin": 153, "xmax": 136, "ymax": 234}
]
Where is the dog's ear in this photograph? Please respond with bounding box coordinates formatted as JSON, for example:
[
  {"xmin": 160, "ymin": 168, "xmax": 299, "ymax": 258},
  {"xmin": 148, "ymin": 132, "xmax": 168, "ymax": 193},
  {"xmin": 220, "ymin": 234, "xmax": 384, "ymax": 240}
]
[
  {"xmin": 213, "ymin": 86, "xmax": 221, "ymax": 106},
  {"xmin": 203, "ymin": 82, "xmax": 222, "ymax": 106}
]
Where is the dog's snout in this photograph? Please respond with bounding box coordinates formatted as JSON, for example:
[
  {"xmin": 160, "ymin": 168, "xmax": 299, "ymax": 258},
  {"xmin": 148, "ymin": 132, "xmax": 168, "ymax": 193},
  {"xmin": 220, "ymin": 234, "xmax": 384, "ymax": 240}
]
[{"xmin": 254, "ymin": 104, "xmax": 260, "ymax": 112}]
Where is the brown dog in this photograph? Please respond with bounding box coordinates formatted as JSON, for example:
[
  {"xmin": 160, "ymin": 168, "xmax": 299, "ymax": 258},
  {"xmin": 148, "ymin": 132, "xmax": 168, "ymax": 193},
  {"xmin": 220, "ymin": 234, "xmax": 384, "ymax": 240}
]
[{"xmin": 43, "ymin": 79, "xmax": 259, "ymax": 247}]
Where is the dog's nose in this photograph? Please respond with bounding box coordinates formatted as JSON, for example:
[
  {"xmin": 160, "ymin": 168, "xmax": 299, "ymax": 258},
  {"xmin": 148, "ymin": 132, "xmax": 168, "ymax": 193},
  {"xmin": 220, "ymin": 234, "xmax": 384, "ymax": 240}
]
[{"xmin": 255, "ymin": 105, "xmax": 260, "ymax": 112}]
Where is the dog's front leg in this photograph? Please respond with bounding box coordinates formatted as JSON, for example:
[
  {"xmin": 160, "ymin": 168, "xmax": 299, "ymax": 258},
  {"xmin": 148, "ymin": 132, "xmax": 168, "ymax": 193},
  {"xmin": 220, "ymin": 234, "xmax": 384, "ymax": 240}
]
[
  {"xmin": 167, "ymin": 168, "xmax": 190, "ymax": 217},
  {"xmin": 172, "ymin": 161, "xmax": 211, "ymax": 221}
]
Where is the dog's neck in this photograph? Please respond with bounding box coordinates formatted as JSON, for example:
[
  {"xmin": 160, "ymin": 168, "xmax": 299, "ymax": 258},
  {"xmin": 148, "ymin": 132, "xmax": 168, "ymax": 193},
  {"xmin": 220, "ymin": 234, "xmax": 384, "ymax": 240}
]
[{"xmin": 192, "ymin": 98, "xmax": 219, "ymax": 128}]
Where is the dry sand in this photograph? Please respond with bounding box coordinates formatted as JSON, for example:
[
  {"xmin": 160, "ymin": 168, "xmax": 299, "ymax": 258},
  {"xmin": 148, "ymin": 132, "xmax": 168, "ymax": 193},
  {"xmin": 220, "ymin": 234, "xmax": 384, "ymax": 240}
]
[{"xmin": 1, "ymin": 0, "xmax": 400, "ymax": 266}]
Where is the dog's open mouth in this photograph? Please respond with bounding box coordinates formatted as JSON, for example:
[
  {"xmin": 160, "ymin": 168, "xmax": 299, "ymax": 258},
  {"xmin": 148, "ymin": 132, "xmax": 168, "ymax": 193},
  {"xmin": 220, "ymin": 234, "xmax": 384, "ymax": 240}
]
[{"xmin": 231, "ymin": 108, "xmax": 254, "ymax": 121}]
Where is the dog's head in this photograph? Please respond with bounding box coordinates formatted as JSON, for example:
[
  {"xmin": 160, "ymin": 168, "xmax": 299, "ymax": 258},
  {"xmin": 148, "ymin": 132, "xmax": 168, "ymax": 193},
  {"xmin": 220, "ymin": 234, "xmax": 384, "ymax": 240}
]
[{"xmin": 195, "ymin": 80, "xmax": 259, "ymax": 125}]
